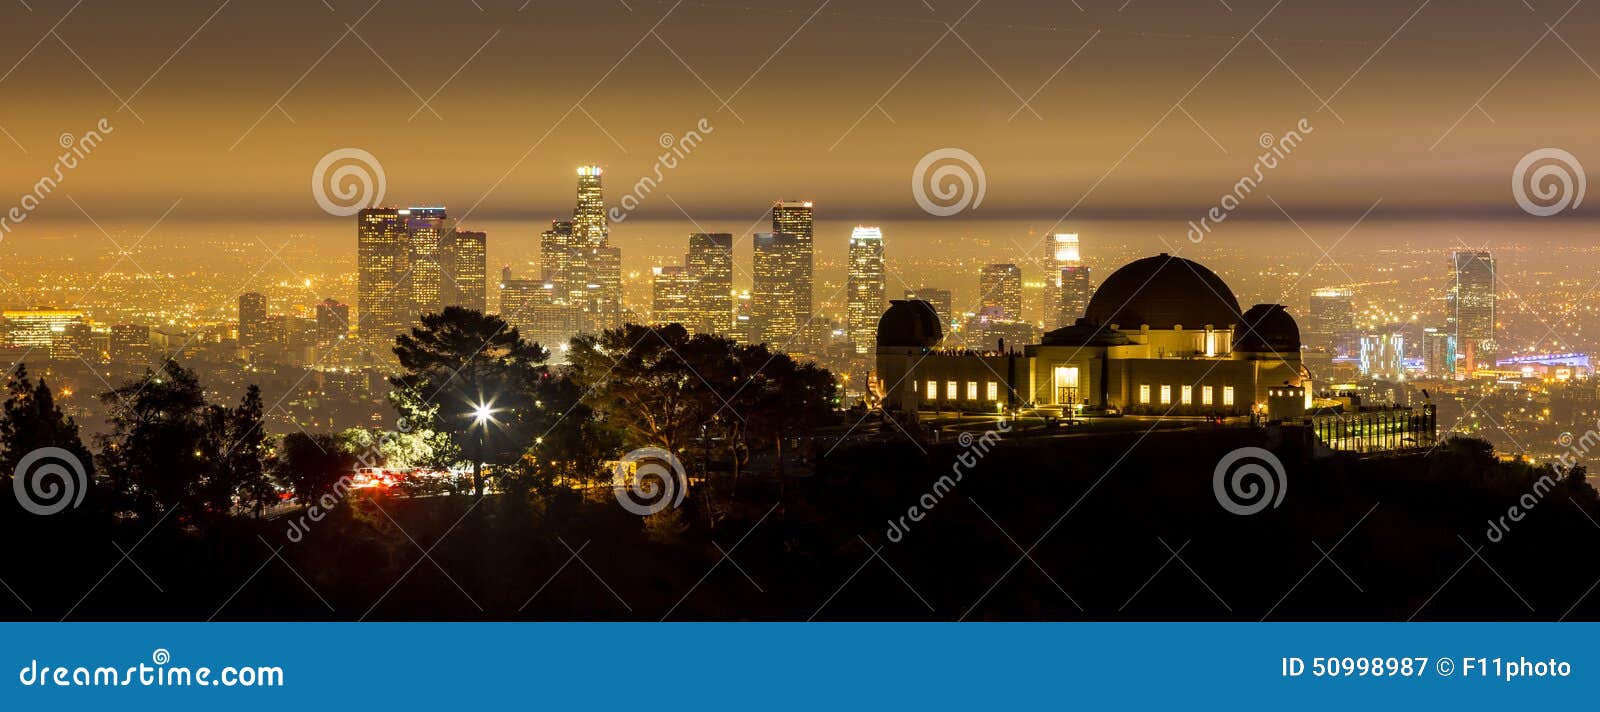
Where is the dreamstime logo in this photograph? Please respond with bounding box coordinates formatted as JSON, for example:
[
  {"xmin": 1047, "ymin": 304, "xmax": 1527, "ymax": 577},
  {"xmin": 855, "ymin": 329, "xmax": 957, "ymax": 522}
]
[
  {"xmin": 1212, "ymin": 446, "xmax": 1287, "ymax": 516},
  {"xmin": 311, "ymin": 148, "xmax": 386, "ymax": 217},
  {"xmin": 607, "ymin": 117, "xmax": 715, "ymax": 223},
  {"xmin": 1187, "ymin": 118, "xmax": 1313, "ymax": 244},
  {"xmin": 13, "ymin": 446, "xmax": 88, "ymax": 516},
  {"xmin": 0, "ymin": 117, "xmax": 114, "ymax": 239},
  {"xmin": 1512, "ymin": 148, "xmax": 1585, "ymax": 217},
  {"xmin": 612, "ymin": 447, "xmax": 688, "ymax": 516},
  {"xmin": 912, "ymin": 147, "xmax": 986, "ymax": 217}
]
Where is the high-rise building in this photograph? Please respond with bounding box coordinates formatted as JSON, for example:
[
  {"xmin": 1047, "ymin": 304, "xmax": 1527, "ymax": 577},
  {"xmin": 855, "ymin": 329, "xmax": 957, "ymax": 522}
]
[
  {"xmin": 1042, "ymin": 233, "xmax": 1082, "ymax": 329},
  {"xmin": 731, "ymin": 290, "xmax": 755, "ymax": 344},
  {"xmin": 238, "ymin": 292, "xmax": 267, "ymax": 350},
  {"xmin": 1306, "ymin": 287, "xmax": 1357, "ymax": 357},
  {"xmin": 500, "ymin": 278, "xmax": 573, "ymax": 352},
  {"xmin": 847, "ymin": 226, "xmax": 886, "ymax": 354},
  {"xmin": 772, "ymin": 201, "xmax": 814, "ymax": 340},
  {"xmin": 440, "ymin": 229, "xmax": 487, "ymax": 312},
  {"xmin": 1059, "ymin": 264, "xmax": 1092, "ymax": 327},
  {"xmin": 538, "ymin": 168, "xmax": 623, "ymax": 333},
  {"xmin": 905, "ymin": 288, "xmax": 953, "ymax": 329},
  {"xmin": 109, "ymin": 323, "xmax": 150, "ymax": 366},
  {"xmin": 357, "ymin": 207, "xmax": 410, "ymax": 344},
  {"xmin": 1422, "ymin": 326, "xmax": 1456, "ymax": 377},
  {"xmin": 979, "ymin": 264, "xmax": 1023, "ymax": 321},
  {"xmin": 686, "ymin": 232, "xmax": 734, "ymax": 335},
  {"xmin": 403, "ymin": 207, "xmax": 449, "ymax": 321},
  {"xmin": 753, "ymin": 231, "xmax": 807, "ymax": 346},
  {"xmin": 1360, "ymin": 330, "xmax": 1407, "ymax": 379},
  {"xmin": 51, "ymin": 321, "xmax": 93, "ymax": 361},
  {"xmin": 315, "ymin": 298, "xmax": 350, "ymax": 345},
  {"xmin": 1447, "ymin": 250, "xmax": 1496, "ymax": 371},
  {"xmin": 1, "ymin": 309, "xmax": 86, "ymax": 350},
  {"xmin": 651, "ymin": 265, "xmax": 695, "ymax": 326}
]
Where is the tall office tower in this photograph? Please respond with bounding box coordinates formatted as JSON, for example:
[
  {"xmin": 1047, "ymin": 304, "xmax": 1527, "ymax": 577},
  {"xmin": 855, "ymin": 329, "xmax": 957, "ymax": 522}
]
[
  {"xmin": 109, "ymin": 323, "xmax": 150, "ymax": 366},
  {"xmin": 772, "ymin": 201, "xmax": 815, "ymax": 338},
  {"xmin": 731, "ymin": 290, "xmax": 755, "ymax": 343},
  {"xmin": 1359, "ymin": 331, "xmax": 1407, "ymax": 379},
  {"xmin": 1305, "ymin": 287, "xmax": 1357, "ymax": 356},
  {"xmin": 847, "ymin": 226, "xmax": 886, "ymax": 354},
  {"xmin": 1447, "ymin": 250, "xmax": 1496, "ymax": 371},
  {"xmin": 651, "ymin": 265, "xmax": 695, "ymax": 326},
  {"xmin": 238, "ymin": 292, "xmax": 267, "ymax": 350},
  {"xmin": 440, "ymin": 229, "xmax": 487, "ymax": 312},
  {"xmin": 540, "ymin": 220, "xmax": 576, "ymax": 284},
  {"xmin": 1059, "ymin": 263, "xmax": 1093, "ymax": 326},
  {"xmin": 752, "ymin": 231, "xmax": 807, "ymax": 346},
  {"xmin": 51, "ymin": 321, "xmax": 93, "ymax": 360},
  {"xmin": 905, "ymin": 288, "xmax": 953, "ymax": 328},
  {"xmin": 500, "ymin": 278, "xmax": 573, "ymax": 352},
  {"xmin": 1422, "ymin": 327, "xmax": 1457, "ymax": 377},
  {"xmin": 979, "ymin": 263, "xmax": 1023, "ymax": 320},
  {"xmin": 591, "ymin": 244, "xmax": 623, "ymax": 329},
  {"xmin": 573, "ymin": 166, "xmax": 608, "ymax": 246},
  {"xmin": 686, "ymin": 232, "xmax": 734, "ymax": 334},
  {"xmin": 403, "ymin": 207, "xmax": 449, "ymax": 321},
  {"xmin": 357, "ymin": 207, "xmax": 410, "ymax": 343},
  {"xmin": 315, "ymin": 298, "xmax": 350, "ymax": 345},
  {"xmin": 1041, "ymin": 233, "xmax": 1080, "ymax": 329}
]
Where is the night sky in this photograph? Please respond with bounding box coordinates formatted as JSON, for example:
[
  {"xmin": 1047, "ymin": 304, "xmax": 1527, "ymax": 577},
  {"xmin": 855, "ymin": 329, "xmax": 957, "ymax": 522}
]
[{"xmin": 2, "ymin": 0, "xmax": 1598, "ymax": 226}]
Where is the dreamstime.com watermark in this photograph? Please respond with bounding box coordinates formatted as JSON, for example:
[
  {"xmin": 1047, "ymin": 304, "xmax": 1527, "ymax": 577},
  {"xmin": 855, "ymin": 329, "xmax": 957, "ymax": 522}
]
[
  {"xmin": 608, "ymin": 117, "xmax": 715, "ymax": 223},
  {"xmin": 12, "ymin": 446, "xmax": 89, "ymax": 516},
  {"xmin": 1187, "ymin": 118, "xmax": 1314, "ymax": 244},
  {"xmin": 912, "ymin": 147, "xmax": 986, "ymax": 217},
  {"xmin": 1511, "ymin": 147, "xmax": 1585, "ymax": 217},
  {"xmin": 311, "ymin": 147, "xmax": 386, "ymax": 217},
  {"xmin": 1482, "ymin": 424, "xmax": 1596, "ymax": 543},
  {"xmin": 613, "ymin": 447, "xmax": 688, "ymax": 515},
  {"xmin": 0, "ymin": 118, "xmax": 115, "ymax": 239},
  {"xmin": 885, "ymin": 420, "xmax": 1011, "ymax": 543},
  {"xmin": 17, "ymin": 649, "xmax": 283, "ymax": 688},
  {"xmin": 1212, "ymin": 446, "xmax": 1288, "ymax": 516}
]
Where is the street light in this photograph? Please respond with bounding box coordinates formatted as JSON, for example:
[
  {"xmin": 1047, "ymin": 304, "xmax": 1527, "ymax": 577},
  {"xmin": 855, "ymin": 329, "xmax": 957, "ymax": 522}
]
[{"xmin": 471, "ymin": 402, "xmax": 494, "ymax": 425}]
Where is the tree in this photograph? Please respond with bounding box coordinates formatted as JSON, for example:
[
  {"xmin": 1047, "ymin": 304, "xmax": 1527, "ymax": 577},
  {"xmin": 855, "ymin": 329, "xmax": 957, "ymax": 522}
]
[
  {"xmin": 223, "ymin": 385, "xmax": 276, "ymax": 518},
  {"xmin": 0, "ymin": 363, "xmax": 95, "ymax": 491},
  {"xmin": 391, "ymin": 307, "xmax": 550, "ymax": 495},
  {"xmin": 566, "ymin": 323, "xmax": 726, "ymax": 455},
  {"xmin": 274, "ymin": 432, "xmax": 355, "ymax": 506},
  {"xmin": 97, "ymin": 361, "xmax": 218, "ymax": 521}
]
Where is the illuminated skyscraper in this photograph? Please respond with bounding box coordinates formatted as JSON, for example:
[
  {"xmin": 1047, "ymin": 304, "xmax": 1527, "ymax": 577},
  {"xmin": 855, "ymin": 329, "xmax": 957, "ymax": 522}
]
[
  {"xmin": 772, "ymin": 201, "xmax": 814, "ymax": 339},
  {"xmin": 1447, "ymin": 250, "xmax": 1496, "ymax": 370},
  {"xmin": 651, "ymin": 265, "xmax": 694, "ymax": 326},
  {"xmin": 1042, "ymin": 233, "xmax": 1081, "ymax": 329},
  {"xmin": 1059, "ymin": 264, "xmax": 1092, "ymax": 326},
  {"xmin": 847, "ymin": 226, "xmax": 885, "ymax": 354},
  {"xmin": 979, "ymin": 263, "xmax": 1023, "ymax": 321},
  {"xmin": 1422, "ymin": 326, "xmax": 1457, "ymax": 377},
  {"xmin": 686, "ymin": 232, "xmax": 734, "ymax": 334},
  {"xmin": 573, "ymin": 166, "xmax": 608, "ymax": 246},
  {"xmin": 238, "ymin": 292, "xmax": 267, "ymax": 350},
  {"xmin": 753, "ymin": 231, "xmax": 807, "ymax": 346},
  {"xmin": 1306, "ymin": 287, "xmax": 1356, "ymax": 356},
  {"xmin": 540, "ymin": 220, "xmax": 575, "ymax": 284},
  {"xmin": 315, "ymin": 298, "xmax": 350, "ymax": 345},
  {"xmin": 403, "ymin": 207, "xmax": 449, "ymax": 322},
  {"xmin": 540, "ymin": 168, "xmax": 623, "ymax": 332},
  {"xmin": 440, "ymin": 229, "xmax": 487, "ymax": 312},
  {"xmin": 357, "ymin": 207, "xmax": 410, "ymax": 344},
  {"xmin": 500, "ymin": 278, "xmax": 572, "ymax": 352}
]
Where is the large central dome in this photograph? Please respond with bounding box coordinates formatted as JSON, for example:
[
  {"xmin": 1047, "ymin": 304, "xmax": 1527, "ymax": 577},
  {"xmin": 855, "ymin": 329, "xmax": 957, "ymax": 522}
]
[{"xmin": 1082, "ymin": 254, "xmax": 1242, "ymax": 330}]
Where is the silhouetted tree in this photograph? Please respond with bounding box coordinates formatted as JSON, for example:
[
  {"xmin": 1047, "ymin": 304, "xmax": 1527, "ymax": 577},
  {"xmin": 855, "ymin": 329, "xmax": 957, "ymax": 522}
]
[
  {"xmin": 274, "ymin": 432, "xmax": 355, "ymax": 506},
  {"xmin": 391, "ymin": 307, "xmax": 549, "ymax": 495},
  {"xmin": 97, "ymin": 361, "xmax": 218, "ymax": 521},
  {"xmin": 0, "ymin": 363, "xmax": 94, "ymax": 486}
]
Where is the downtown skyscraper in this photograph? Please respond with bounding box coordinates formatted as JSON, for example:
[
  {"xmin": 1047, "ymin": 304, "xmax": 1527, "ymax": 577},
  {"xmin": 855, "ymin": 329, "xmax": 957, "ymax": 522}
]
[
  {"xmin": 357, "ymin": 207, "xmax": 410, "ymax": 344},
  {"xmin": 540, "ymin": 167, "xmax": 623, "ymax": 333},
  {"xmin": 440, "ymin": 229, "xmax": 487, "ymax": 313},
  {"xmin": 1046, "ymin": 234, "xmax": 1090, "ymax": 329},
  {"xmin": 1447, "ymin": 250, "xmax": 1496, "ymax": 371},
  {"xmin": 979, "ymin": 263, "xmax": 1023, "ymax": 321},
  {"xmin": 770, "ymin": 201, "xmax": 814, "ymax": 345},
  {"xmin": 846, "ymin": 226, "xmax": 885, "ymax": 354},
  {"xmin": 753, "ymin": 231, "xmax": 807, "ymax": 346},
  {"xmin": 686, "ymin": 232, "xmax": 734, "ymax": 335}
]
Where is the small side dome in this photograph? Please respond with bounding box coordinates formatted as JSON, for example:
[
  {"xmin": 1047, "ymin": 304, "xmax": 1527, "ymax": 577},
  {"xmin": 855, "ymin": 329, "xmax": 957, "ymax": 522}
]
[
  {"xmin": 876, "ymin": 300, "xmax": 942, "ymax": 348},
  {"xmin": 1234, "ymin": 304, "xmax": 1300, "ymax": 353}
]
